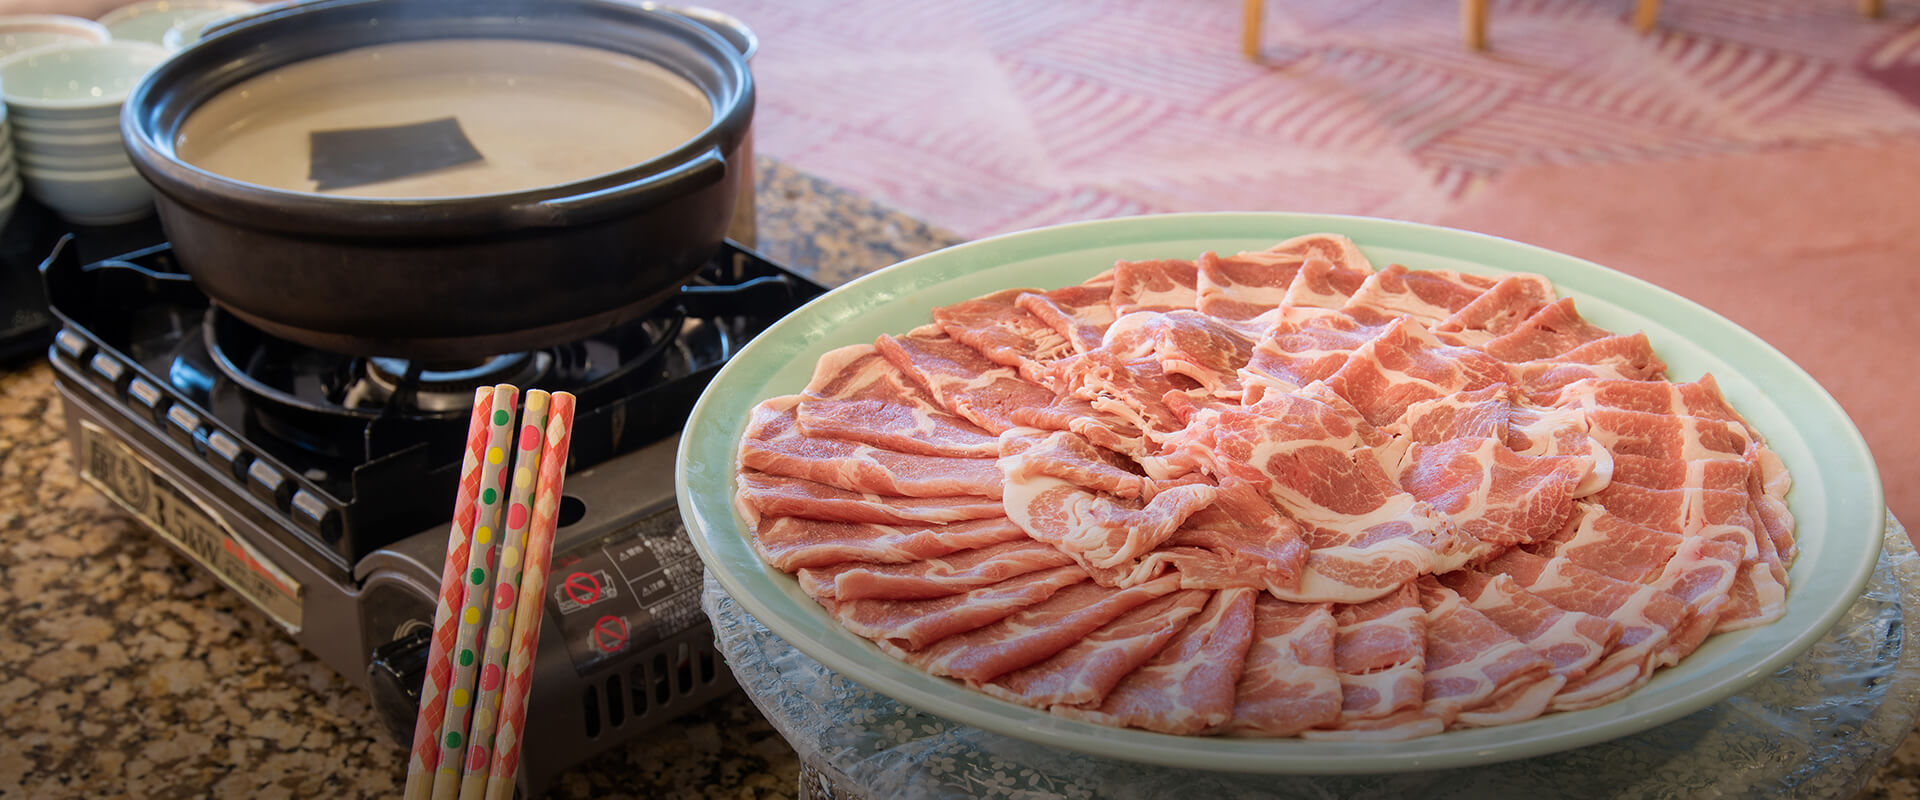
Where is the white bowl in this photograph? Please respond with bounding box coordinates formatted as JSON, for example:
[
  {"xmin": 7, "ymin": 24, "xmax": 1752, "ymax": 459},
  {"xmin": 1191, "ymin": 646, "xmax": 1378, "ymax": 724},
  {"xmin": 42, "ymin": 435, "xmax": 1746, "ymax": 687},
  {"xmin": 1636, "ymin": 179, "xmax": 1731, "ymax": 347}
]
[
  {"xmin": 159, "ymin": 7, "xmax": 249, "ymax": 51},
  {"xmin": 99, "ymin": 0, "xmax": 256, "ymax": 46},
  {"xmin": 18, "ymin": 148, "xmax": 130, "ymax": 171},
  {"xmin": 0, "ymin": 40, "xmax": 169, "ymax": 119},
  {"xmin": 8, "ymin": 110, "xmax": 122, "ymax": 133},
  {"xmin": 11, "ymin": 125, "xmax": 124, "ymax": 158},
  {"xmin": 0, "ymin": 15, "xmax": 111, "ymax": 60},
  {"xmin": 20, "ymin": 161, "xmax": 154, "ymax": 225}
]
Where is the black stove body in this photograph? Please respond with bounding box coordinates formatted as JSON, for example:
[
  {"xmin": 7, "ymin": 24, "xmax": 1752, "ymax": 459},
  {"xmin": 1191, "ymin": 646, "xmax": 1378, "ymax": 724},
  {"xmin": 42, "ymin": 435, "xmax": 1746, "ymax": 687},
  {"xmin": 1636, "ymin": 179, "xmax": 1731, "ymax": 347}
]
[{"xmin": 41, "ymin": 236, "xmax": 823, "ymax": 794}]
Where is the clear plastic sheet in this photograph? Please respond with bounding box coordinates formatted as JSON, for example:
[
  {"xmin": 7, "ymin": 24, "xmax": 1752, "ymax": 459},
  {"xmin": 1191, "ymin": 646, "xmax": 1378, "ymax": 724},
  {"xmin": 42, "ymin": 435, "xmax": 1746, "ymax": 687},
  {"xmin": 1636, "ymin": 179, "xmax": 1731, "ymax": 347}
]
[{"xmin": 704, "ymin": 515, "xmax": 1918, "ymax": 800}]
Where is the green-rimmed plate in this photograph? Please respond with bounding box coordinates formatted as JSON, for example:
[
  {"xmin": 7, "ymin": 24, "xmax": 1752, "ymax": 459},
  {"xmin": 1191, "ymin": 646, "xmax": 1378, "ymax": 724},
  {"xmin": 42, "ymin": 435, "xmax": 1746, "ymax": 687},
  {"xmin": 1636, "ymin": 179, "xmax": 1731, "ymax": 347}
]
[{"xmin": 675, "ymin": 213, "xmax": 1883, "ymax": 773}]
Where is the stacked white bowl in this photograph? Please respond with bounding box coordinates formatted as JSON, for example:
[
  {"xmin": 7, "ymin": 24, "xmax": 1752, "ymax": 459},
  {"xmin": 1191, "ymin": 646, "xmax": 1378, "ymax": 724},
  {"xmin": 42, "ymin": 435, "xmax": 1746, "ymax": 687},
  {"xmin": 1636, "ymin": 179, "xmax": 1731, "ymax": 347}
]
[
  {"xmin": 99, "ymin": 0, "xmax": 259, "ymax": 49},
  {"xmin": 0, "ymin": 15, "xmax": 113, "ymax": 231},
  {"xmin": 0, "ymin": 38, "xmax": 168, "ymax": 225}
]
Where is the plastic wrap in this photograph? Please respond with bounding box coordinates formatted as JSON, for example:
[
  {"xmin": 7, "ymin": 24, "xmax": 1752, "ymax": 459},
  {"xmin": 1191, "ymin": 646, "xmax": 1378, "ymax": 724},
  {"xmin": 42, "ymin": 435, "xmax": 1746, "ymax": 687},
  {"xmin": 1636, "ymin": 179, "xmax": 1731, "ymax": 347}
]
[{"xmin": 704, "ymin": 515, "xmax": 1919, "ymax": 799}]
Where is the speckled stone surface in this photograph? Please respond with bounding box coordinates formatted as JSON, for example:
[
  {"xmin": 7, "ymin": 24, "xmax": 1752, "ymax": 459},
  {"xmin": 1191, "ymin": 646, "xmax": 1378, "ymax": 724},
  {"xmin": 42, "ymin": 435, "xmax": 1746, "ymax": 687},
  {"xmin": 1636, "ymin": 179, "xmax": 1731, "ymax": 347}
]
[{"xmin": 0, "ymin": 160, "xmax": 1911, "ymax": 799}]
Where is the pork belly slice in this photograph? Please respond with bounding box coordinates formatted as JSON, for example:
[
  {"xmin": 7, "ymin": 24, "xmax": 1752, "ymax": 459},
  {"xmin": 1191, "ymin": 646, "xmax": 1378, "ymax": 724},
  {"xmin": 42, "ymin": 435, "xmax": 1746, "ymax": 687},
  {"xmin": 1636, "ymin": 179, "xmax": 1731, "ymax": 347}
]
[
  {"xmin": 1099, "ymin": 309, "xmax": 1257, "ymax": 401},
  {"xmin": 1016, "ymin": 283, "xmax": 1114, "ymax": 355},
  {"xmin": 817, "ymin": 565, "xmax": 1090, "ymax": 650},
  {"xmin": 1322, "ymin": 317, "xmax": 1511, "ymax": 427},
  {"xmin": 1007, "ymin": 396, "xmax": 1151, "ymax": 460},
  {"xmin": 978, "ymin": 589, "xmax": 1210, "ymax": 708},
  {"xmin": 875, "ymin": 325, "xmax": 1058, "ymax": 435},
  {"xmin": 1156, "ymin": 479, "xmax": 1310, "ymax": 592},
  {"xmin": 1592, "ymin": 482, "xmax": 1787, "ymax": 633},
  {"xmin": 1258, "ymin": 233, "xmax": 1374, "ymax": 275},
  {"xmin": 1441, "ymin": 570, "xmax": 1622, "ymax": 683},
  {"xmin": 901, "ymin": 575, "xmax": 1185, "ymax": 682},
  {"xmin": 1397, "ymin": 437, "xmax": 1594, "ymax": 547},
  {"xmin": 998, "ymin": 427, "xmax": 1149, "ymax": 499},
  {"xmin": 1715, "ymin": 559, "xmax": 1788, "ymax": 632},
  {"xmin": 1607, "ymin": 454, "xmax": 1753, "ymax": 493},
  {"xmin": 1744, "ymin": 441, "xmax": 1796, "ymax": 565},
  {"xmin": 740, "ymin": 395, "xmax": 1004, "ymax": 498},
  {"xmin": 792, "ymin": 345, "xmax": 1003, "ymax": 459},
  {"xmin": 1584, "ymin": 409, "xmax": 1753, "ymax": 463},
  {"xmin": 1392, "ymin": 384, "xmax": 1514, "ymax": 444},
  {"xmin": 1554, "ymin": 374, "xmax": 1753, "ymax": 428},
  {"xmin": 795, "ymin": 398, "xmax": 1002, "ymax": 459},
  {"xmin": 1057, "ymin": 587, "xmax": 1258, "ymax": 734},
  {"xmin": 748, "ymin": 516, "xmax": 1030, "ymax": 572},
  {"xmin": 737, "ymin": 472, "xmax": 1003, "ymax": 526},
  {"xmin": 1281, "ymin": 255, "xmax": 1374, "ymax": 310},
  {"xmin": 1480, "ymin": 297, "xmax": 1612, "ymax": 362},
  {"xmin": 1042, "ymin": 344, "xmax": 1192, "ymax": 441},
  {"xmin": 1342, "ymin": 264, "xmax": 1499, "ymax": 327},
  {"xmin": 797, "ymin": 539, "xmax": 1079, "ymax": 602},
  {"xmin": 1180, "ymin": 387, "xmax": 1475, "ymax": 603},
  {"xmin": 1196, "ymin": 250, "xmax": 1303, "ymax": 321},
  {"xmin": 1480, "ymin": 549, "xmax": 1712, "ymax": 710},
  {"xmin": 1238, "ymin": 310, "xmax": 1394, "ymax": 402},
  {"xmin": 1414, "ymin": 577, "xmax": 1557, "ymax": 727},
  {"xmin": 1224, "ymin": 597, "xmax": 1342, "ymax": 736},
  {"xmin": 1295, "ymin": 583, "xmax": 1427, "ymax": 735},
  {"xmin": 932, "ymin": 288, "xmax": 1078, "ymax": 384},
  {"xmin": 1533, "ymin": 507, "xmax": 1745, "ymax": 632},
  {"xmin": 1533, "ymin": 333, "xmax": 1667, "ymax": 382},
  {"xmin": 1001, "ymin": 473, "xmax": 1218, "ymax": 574},
  {"xmin": 1111, "ymin": 257, "xmax": 1200, "ymax": 314},
  {"xmin": 1433, "ymin": 273, "xmax": 1558, "ymax": 345}
]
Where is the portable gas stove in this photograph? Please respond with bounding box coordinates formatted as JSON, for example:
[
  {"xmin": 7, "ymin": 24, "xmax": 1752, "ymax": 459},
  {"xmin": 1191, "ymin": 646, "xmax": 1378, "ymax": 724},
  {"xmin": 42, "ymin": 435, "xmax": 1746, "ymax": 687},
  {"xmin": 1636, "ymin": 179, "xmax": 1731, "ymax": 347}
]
[{"xmin": 40, "ymin": 232, "xmax": 824, "ymax": 794}]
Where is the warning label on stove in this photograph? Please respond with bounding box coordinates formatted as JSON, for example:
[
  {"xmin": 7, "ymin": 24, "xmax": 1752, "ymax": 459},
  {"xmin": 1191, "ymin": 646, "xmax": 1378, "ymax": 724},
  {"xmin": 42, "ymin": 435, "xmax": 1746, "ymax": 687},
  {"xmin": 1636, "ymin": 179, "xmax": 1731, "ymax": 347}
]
[
  {"xmin": 78, "ymin": 421, "xmax": 304, "ymax": 633},
  {"xmin": 547, "ymin": 507, "xmax": 704, "ymax": 675}
]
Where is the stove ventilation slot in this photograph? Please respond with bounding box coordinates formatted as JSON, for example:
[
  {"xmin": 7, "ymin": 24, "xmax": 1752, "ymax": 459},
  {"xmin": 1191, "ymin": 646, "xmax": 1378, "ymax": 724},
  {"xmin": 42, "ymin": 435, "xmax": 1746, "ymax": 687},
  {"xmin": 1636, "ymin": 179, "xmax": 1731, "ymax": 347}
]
[{"xmin": 580, "ymin": 628, "xmax": 733, "ymax": 740}]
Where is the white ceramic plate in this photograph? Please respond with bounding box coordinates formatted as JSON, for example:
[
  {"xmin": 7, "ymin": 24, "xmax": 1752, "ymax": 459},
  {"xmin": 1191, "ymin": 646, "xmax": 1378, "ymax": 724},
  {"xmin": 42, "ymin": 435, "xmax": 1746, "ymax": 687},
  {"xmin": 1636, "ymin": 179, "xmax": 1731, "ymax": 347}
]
[{"xmin": 676, "ymin": 213, "xmax": 1884, "ymax": 774}]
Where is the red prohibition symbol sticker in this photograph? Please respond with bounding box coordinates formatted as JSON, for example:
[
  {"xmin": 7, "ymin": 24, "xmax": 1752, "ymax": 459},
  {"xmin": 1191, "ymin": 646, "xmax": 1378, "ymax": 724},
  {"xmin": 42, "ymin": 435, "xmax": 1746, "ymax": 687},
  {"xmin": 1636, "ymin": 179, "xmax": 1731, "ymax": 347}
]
[
  {"xmin": 563, "ymin": 571, "xmax": 603, "ymax": 606},
  {"xmin": 592, "ymin": 615, "xmax": 629, "ymax": 653}
]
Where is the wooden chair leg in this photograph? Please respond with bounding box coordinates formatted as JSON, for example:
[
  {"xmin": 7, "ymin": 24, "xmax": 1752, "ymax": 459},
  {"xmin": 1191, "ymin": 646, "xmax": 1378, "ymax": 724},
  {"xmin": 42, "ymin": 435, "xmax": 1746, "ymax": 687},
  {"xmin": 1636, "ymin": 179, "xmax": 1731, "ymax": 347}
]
[
  {"xmin": 1243, "ymin": 0, "xmax": 1263, "ymax": 61},
  {"xmin": 1634, "ymin": 0, "xmax": 1661, "ymax": 33},
  {"xmin": 1861, "ymin": 0, "xmax": 1884, "ymax": 18},
  {"xmin": 1461, "ymin": 0, "xmax": 1488, "ymax": 51}
]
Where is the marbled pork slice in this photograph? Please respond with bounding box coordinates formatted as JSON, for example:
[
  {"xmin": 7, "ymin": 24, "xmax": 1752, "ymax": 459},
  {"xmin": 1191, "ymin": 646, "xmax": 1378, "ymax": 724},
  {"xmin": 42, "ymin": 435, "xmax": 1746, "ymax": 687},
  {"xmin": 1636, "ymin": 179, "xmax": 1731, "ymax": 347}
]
[
  {"xmin": 736, "ymin": 471, "xmax": 1003, "ymax": 526},
  {"xmin": 815, "ymin": 565, "xmax": 1091, "ymax": 650},
  {"xmin": 876, "ymin": 325, "xmax": 1057, "ymax": 435},
  {"xmin": 1057, "ymin": 588, "xmax": 1258, "ymax": 734},
  {"xmin": 1440, "ymin": 570, "xmax": 1623, "ymax": 683},
  {"xmin": 794, "ymin": 344, "xmax": 1001, "ymax": 458},
  {"xmin": 740, "ymin": 395, "xmax": 1005, "ymax": 498},
  {"xmin": 1224, "ymin": 596, "xmax": 1342, "ymax": 736},
  {"xmin": 1433, "ymin": 273, "xmax": 1558, "ymax": 346},
  {"xmin": 1319, "ymin": 583, "xmax": 1427, "ymax": 726},
  {"xmin": 747, "ymin": 515, "xmax": 1030, "ymax": 572},
  {"xmin": 797, "ymin": 539, "xmax": 1079, "ymax": 602},
  {"xmin": 978, "ymin": 589, "xmax": 1210, "ymax": 708},
  {"xmin": 1110, "ymin": 258, "xmax": 1200, "ymax": 314},
  {"xmin": 1479, "ymin": 297, "xmax": 1613, "ymax": 361},
  {"xmin": 932, "ymin": 287, "xmax": 1078, "ymax": 384},
  {"xmin": 901, "ymin": 575, "xmax": 1186, "ymax": 682},
  {"xmin": 1341, "ymin": 263, "xmax": 1499, "ymax": 327},
  {"xmin": 1414, "ymin": 577, "xmax": 1557, "ymax": 727},
  {"xmin": 1396, "ymin": 436, "xmax": 1594, "ymax": 547}
]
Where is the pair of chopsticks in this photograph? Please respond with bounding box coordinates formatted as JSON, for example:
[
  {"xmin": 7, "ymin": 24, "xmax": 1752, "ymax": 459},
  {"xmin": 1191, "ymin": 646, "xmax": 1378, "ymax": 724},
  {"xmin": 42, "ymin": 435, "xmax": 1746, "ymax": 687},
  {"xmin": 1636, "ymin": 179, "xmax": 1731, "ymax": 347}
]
[{"xmin": 404, "ymin": 385, "xmax": 577, "ymax": 800}]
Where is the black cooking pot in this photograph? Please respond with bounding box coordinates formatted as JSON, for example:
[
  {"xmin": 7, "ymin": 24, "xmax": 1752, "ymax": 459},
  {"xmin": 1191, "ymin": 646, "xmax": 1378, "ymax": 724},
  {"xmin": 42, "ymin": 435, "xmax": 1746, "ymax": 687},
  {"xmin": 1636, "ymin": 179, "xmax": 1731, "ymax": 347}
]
[{"xmin": 122, "ymin": 0, "xmax": 753, "ymax": 359}]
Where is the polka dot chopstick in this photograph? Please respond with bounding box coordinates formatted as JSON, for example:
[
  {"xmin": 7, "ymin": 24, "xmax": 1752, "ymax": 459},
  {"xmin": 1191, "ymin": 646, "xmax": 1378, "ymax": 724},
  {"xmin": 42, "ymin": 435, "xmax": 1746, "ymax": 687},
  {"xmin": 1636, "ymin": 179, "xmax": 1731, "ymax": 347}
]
[
  {"xmin": 484, "ymin": 392, "xmax": 576, "ymax": 800},
  {"xmin": 456, "ymin": 391, "xmax": 552, "ymax": 800},
  {"xmin": 429, "ymin": 385, "xmax": 520, "ymax": 800},
  {"xmin": 404, "ymin": 386, "xmax": 500, "ymax": 800}
]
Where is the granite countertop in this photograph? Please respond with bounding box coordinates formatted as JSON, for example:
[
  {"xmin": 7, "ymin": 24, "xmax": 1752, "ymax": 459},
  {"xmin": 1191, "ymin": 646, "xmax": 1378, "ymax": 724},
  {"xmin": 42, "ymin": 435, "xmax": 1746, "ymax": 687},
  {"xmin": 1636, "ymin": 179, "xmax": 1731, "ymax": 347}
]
[{"xmin": 1, "ymin": 160, "xmax": 1916, "ymax": 798}]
